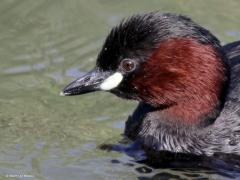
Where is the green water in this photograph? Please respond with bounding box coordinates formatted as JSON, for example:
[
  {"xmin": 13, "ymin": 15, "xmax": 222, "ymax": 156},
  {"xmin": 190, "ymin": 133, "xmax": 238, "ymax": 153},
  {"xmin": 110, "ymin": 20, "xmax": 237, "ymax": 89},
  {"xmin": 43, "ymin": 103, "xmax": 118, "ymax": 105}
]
[{"xmin": 0, "ymin": 0, "xmax": 240, "ymax": 179}]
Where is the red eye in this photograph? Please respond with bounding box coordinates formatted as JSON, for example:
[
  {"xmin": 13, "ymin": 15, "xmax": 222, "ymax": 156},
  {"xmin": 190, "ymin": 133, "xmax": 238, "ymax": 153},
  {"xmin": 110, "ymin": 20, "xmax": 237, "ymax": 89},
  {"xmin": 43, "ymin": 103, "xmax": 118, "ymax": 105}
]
[{"xmin": 120, "ymin": 59, "xmax": 136, "ymax": 72}]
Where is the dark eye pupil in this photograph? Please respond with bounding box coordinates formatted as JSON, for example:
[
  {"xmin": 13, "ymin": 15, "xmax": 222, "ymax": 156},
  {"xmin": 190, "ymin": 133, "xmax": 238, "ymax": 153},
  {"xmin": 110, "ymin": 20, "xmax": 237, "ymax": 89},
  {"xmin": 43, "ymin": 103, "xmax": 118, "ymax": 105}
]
[{"xmin": 122, "ymin": 60, "xmax": 135, "ymax": 72}]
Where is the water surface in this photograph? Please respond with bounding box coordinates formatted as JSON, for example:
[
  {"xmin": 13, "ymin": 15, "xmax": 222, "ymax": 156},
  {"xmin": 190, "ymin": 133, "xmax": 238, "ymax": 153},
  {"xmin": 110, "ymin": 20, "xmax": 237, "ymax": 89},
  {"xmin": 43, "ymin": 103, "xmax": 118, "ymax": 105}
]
[{"xmin": 0, "ymin": 0, "xmax": 240, "ymax": 179}]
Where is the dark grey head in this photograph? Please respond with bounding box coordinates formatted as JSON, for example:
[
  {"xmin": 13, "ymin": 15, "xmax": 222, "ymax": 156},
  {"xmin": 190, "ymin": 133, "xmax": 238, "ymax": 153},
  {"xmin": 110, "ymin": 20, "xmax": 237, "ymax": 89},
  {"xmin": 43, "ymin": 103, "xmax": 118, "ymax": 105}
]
[{"xmin": 61, "ymin": 12, "xmax": 227, "ymax": 122}]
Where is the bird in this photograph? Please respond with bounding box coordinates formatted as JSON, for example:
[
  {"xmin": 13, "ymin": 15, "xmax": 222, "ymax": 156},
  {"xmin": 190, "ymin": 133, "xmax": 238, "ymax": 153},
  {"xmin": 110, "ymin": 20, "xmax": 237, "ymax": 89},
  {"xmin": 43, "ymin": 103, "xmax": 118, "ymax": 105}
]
[{"xmin": 61, "ymin": 12, "xmax": 240, "ymax": 157}]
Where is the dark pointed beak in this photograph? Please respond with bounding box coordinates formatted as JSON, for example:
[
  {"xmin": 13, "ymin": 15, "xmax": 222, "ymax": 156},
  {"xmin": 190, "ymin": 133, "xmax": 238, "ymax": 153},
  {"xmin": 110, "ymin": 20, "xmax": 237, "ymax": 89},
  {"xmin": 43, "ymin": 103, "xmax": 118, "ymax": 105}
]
[{"xmin": 60, "ymin": 69, "xmax": 109, "ymax": 96}]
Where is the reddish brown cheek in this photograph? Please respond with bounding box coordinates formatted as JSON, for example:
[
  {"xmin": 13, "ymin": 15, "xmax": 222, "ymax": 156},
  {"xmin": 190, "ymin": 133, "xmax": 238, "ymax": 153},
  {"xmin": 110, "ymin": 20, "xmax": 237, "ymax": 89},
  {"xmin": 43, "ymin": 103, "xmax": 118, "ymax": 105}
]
[
  {"xmin": 132, "ymin": 37, "xmax": 227, "ymax": 123},
  {"xmin": 132, "ymin": 70, "xmax": 181, "ymax": 106}
]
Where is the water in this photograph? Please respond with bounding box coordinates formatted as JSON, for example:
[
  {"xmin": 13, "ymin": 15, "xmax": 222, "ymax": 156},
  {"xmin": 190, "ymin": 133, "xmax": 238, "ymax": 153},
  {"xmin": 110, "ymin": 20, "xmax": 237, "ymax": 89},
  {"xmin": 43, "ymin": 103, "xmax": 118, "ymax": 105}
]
[{"xmin": 0, "ymin": 0, "xmax": 240, "ymax": 179}]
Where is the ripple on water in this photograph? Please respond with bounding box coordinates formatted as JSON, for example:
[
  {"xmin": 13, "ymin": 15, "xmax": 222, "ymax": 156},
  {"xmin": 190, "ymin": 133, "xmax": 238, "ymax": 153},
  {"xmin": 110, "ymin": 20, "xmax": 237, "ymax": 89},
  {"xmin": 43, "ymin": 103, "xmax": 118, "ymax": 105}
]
[
  {"xmin": 3, "ymin": 63, "xmax": 46, "ymax": 75},
  {"xmin": 1, "ymin": 0, "xmax": 240, "ymax": 180}
]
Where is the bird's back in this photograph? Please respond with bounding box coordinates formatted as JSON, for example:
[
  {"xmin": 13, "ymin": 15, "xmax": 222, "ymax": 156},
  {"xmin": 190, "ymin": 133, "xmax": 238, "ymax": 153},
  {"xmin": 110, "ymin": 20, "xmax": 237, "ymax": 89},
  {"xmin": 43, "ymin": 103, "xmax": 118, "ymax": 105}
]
[
  {"xmin": 211, "ymin": 41, "xmax": 240, "ymax": 155},
  {"xmin": 223, "ymin": 40, "xmax": 240, "ymax": 106}
]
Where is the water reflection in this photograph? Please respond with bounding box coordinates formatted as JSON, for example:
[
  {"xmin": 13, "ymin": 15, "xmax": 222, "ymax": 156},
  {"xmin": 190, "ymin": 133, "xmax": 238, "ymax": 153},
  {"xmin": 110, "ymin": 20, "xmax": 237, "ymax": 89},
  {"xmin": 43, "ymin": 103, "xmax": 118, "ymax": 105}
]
[
  {"xmin": 100, "ymin": 138, "xmax": 240, "ymax": 179},
  {"xmin": 3, "ymin": 63, "xmax": 46, "ymax": 74},
  {"xmin": 0, "ymin": 0, "xmax": 240, "ymax": 179}
]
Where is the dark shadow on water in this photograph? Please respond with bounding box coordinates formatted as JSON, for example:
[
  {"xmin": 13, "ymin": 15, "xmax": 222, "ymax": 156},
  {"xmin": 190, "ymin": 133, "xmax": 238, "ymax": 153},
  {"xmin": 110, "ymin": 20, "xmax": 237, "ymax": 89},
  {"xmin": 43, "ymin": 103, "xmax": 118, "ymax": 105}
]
[{"xmin": 99, "ymin": 138, "xmax": 240, "ymax": 180}]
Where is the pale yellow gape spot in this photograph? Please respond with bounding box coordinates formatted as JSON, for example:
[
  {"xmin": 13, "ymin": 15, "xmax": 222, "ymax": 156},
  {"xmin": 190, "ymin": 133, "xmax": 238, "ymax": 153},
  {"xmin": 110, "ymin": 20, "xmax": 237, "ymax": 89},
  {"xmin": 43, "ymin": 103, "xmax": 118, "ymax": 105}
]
[{"xmin": 100, "ymin": 72, "xmax": 123, "ymax": 90}]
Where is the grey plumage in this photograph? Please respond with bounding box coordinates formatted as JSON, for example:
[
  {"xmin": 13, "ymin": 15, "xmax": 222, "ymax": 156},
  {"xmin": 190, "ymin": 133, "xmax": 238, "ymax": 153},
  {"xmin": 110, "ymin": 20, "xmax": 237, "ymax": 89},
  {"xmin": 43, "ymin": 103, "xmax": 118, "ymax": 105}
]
[{"xmin": 125, "ymin": 41, "xmax": 240, "ymax": 156}]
